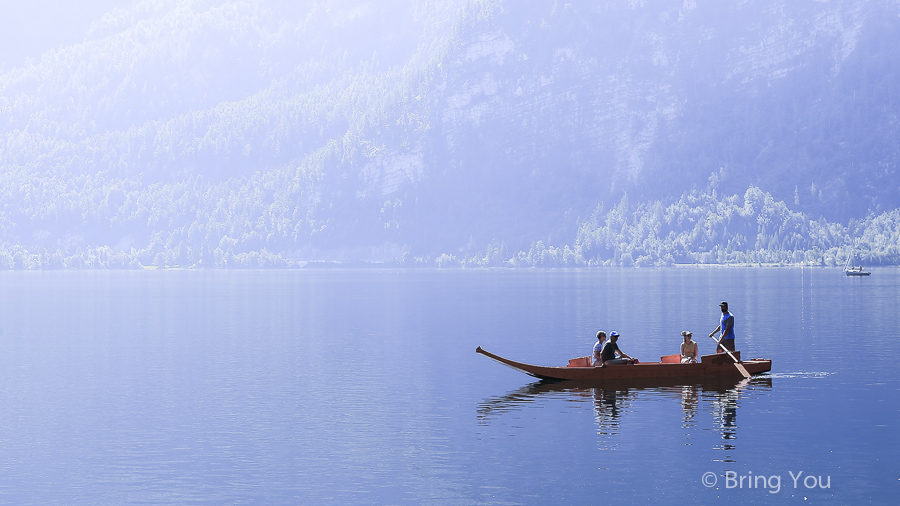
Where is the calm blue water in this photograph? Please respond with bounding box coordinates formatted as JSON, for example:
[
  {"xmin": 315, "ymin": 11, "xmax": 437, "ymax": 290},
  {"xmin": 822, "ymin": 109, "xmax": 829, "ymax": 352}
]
[{"xmin": 0, "ymin": 268, "xmax": 896, "ymax": 504}]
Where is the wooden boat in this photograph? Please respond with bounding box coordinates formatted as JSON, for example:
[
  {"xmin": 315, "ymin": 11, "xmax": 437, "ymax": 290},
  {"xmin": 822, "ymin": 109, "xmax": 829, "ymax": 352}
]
[{"xmin": 476, "ymin": 346, "xmax": 771, "ymax": 382}]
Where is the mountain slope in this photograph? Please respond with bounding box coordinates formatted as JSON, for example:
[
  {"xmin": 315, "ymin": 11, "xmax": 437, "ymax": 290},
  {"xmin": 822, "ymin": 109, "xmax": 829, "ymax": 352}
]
[{"xmin": 0, "ymin": 0, "xmax": 898, "ymax": 266}]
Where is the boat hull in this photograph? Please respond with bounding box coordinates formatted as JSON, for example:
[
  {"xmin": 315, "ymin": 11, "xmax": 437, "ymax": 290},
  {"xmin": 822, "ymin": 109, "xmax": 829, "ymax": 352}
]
[{"xmin": 476, "ymin": 346, "xmax": 771, "ymax": 382}]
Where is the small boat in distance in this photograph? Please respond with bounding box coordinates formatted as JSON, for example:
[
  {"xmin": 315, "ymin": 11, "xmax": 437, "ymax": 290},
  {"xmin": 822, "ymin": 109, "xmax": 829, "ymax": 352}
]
[
  {"xmin": 475, "ymin": 346, "xmax": 772, "ymax": 382},
  {"xmin": 843, "ymin": 246, "xmax": 871, "ymax": 276}
]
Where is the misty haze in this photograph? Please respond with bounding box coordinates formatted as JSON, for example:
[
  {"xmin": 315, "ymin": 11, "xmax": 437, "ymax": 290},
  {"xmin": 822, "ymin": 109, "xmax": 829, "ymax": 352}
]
[{"xmin": 0, "ymin": 0, "xmax": 898, "ymax": 268}]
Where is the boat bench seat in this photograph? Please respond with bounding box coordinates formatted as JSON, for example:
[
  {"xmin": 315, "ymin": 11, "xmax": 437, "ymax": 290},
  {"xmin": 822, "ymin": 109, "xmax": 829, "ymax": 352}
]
[
  {"xmin": 567, "ymin": 356, "xmax": 593, "ymax": 367},
  {"xmin": 700, "ymin": 351, "xmax": 741, "ymax": 364},
  {"xmin": 660, "ymin": 354, "xmax": 681, "ymax": 363}
]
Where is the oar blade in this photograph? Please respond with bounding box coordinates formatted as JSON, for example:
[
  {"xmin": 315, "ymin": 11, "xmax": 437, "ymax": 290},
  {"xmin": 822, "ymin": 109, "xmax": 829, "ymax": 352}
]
[{"xmin": 709, "ymin": 334, "xmax": 752, "ymax": 378}]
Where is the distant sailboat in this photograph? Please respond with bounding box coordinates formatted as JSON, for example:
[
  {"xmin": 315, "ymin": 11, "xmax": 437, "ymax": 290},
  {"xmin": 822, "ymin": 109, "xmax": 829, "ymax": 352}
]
[{"xmin": 844, "ymin": 246, "xmax": 871, "ymax": 276}]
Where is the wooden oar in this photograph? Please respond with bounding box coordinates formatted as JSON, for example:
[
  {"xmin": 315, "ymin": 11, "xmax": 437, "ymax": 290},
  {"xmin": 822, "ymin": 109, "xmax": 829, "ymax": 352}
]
[{"xmin": 708, "ymin": 335, "xmax": 751, "ymax": 379}]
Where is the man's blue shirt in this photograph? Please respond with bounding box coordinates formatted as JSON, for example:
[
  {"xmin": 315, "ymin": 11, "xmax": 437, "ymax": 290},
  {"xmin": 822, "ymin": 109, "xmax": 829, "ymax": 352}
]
[{"xmin": 720, "ymin": 312, "xmax": 735, "ymax": 340}]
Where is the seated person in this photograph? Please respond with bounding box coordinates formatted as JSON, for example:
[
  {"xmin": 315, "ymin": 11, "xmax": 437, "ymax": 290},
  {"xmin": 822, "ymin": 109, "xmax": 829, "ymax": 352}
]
[
  {"xmin": 592, "ymin": 330, "xmax": 607, "ymax": 366},
  {"xmin": 599, "ymin": 331, "xmax": 635, "ymax": 366},
  {"xmin": 680, "ymin": 331, "xmax": 698, "ymax": 363}
]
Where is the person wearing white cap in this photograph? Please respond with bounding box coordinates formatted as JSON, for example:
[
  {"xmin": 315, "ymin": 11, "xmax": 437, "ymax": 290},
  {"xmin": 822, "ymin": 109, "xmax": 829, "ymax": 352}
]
[
  {"xmin": 680, "ymin": 331, "xmax": 698, "ymax": 363},
  {"xmin": 598, "ymin": 331, "xmax": 635, "ymax": 366}
]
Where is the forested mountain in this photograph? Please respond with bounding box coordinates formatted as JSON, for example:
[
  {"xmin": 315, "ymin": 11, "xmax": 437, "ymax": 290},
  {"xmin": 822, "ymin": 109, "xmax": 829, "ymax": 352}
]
[{"xmin": 1, "ymin": 0, "xmax": 899, "ymax": 268}]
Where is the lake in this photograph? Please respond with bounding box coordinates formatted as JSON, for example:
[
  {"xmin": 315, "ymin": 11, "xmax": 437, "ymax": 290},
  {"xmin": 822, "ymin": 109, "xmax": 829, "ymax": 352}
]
[{"xmin": 0, "ymin": 267, "xmax": 896, "ymax": 504}]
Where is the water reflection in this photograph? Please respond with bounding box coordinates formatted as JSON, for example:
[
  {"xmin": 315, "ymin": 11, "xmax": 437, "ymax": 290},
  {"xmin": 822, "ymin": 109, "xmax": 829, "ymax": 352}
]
[
  {"xmin": 478, "ymin": 377, "xmax": 773, "ymax": 459},
  {"xmin": 591, "ymin": 387, "xmax": 626, "ymax": 439},
  {"xmin": 681, "ymin": 384, "xmax": 699, "ymax": 428}
]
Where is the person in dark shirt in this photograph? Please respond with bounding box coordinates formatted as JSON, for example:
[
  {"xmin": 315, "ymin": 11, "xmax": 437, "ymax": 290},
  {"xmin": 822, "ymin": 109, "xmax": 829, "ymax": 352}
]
[
  {"xmin": 709, "ymin": 301, "xmax": 736, "ymax": 353},
  {"xmin": 599, "ymin": 331, "xmax": 635, "ymax": 366}
]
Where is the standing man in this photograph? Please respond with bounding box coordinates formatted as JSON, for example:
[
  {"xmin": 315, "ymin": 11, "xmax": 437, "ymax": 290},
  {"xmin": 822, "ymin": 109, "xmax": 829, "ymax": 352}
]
[
  {"xmin": 592, "ymin": 331, "xmax": 607, "ymax": 366},
  {"xmin": 709, "ymin": 301, "xmax": 735, "ymax": 353}
]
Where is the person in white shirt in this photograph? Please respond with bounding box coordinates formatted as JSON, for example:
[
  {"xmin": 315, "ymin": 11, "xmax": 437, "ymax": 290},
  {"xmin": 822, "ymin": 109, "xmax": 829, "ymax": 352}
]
[{"xmin": 592, "ymin": 331, "xmax": 607, "ymax": 366}]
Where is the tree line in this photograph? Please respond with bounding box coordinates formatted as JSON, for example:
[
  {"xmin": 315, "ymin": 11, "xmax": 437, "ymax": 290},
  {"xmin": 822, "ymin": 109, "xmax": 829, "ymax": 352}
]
[
  {"xmin": 1, "ymin": 180, "xmax": 897, "ymax": 269},
  {"xmin": 439, "ymin": 185, "xmax": 900, "ymax": 269}
]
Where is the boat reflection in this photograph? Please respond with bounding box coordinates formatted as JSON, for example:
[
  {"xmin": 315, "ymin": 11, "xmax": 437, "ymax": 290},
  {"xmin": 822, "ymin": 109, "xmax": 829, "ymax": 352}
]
[{"xmin": 478, "ymin": 376, "xmax": 772, "ymax": 459}]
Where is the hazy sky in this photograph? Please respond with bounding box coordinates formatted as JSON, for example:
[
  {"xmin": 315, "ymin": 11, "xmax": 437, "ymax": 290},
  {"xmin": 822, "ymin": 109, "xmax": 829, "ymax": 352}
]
[{"xmin": 0, "ymin": 0, "xmax": 137, "ymax": 71}]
